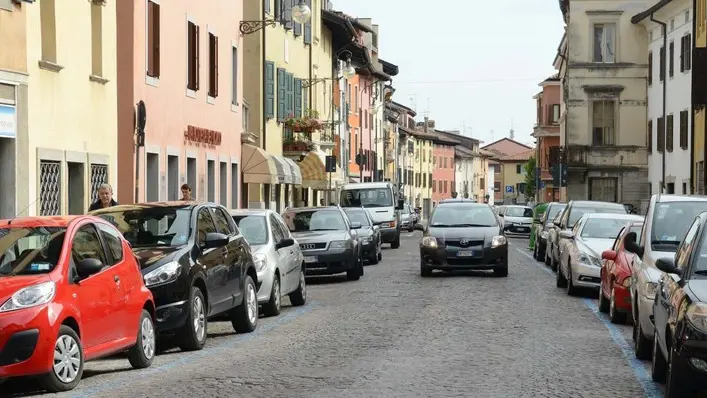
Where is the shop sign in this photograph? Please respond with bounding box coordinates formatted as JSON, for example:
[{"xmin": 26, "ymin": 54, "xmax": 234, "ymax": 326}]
[
  {"xmin": 0, "ymin": 105, "xmax": 16, "ymax": 138},
  {"xmin": 184, "ymin": 125, "xmax": 221, "ymax": 145}
]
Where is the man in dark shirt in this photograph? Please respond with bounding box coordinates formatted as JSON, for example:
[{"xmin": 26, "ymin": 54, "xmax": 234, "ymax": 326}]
[
  {"xmin": 180, "ymin": 184, "xmax": 193, "ymax": 200},
  {"xmin": 88, "ymin": 183, "xmax": 118, "ymax": 212}
]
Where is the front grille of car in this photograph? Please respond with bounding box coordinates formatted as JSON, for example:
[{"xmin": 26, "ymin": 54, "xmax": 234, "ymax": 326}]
[
  {"xmin": 300, "ymin": 242, "xmax": 327, "ymax": 250},
  {"xmin": 444, "ymin": 239, "xmax": 484, "ymax": 248}
]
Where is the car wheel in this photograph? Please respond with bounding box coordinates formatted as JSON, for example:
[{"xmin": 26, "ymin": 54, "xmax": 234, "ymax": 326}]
[
  {"xmin": 359, "ymin": 250, "xmax": 365, "ymax": 276},
  {"xmin": 420, "ymin": 261, "xmax": 432, "ymax": 277},
  {"xmin": 634, "ymin": 312, "xmax": 652, "ymax": 360},
  {"xmin": 391, "ymin": 233, "xmax": 401, "ymax": 249},
  {"xmin": 545, "ymin": 247, "xmax": 552, "ymax": 267},
  {"xmin": 39, "ymin": 325, "xmax": 84, "ymax": 392},
  {"xmin": 494, "ymin": 263, "xmax": 508, "ymax": 277},
  {"xmin": 651, "ymin": 331, "xmax": 668, "ymax": 383},
  {"xmin": 262, "ymin": 274, "xmax": 281, "ymax": 317},
  {"xmin": 556, "ymin": 261, "xmax": 567, "ymax": 288},
  {"xmin": 533, "ymin": 242, "xmax": 539, "ymax": 260},
  {"xmin": 566, "ymin": 261, "xmax": 577, "ymax": 296},
  {"xmin": 368, "ymin": 249, "xmax": 379, "ymax": 265},
  {"xmin": 609, "ymin": 287, "xmax": 627, "ymax": 324},
  {"xmin": 537, "ymin": 241, "xmax": 546, "ymax": 261},
  {"xmin": 598, "ymin": 281, "xmax": 610, "ymax": 313},
  {"xmin": 127, "ymin": 309, "xmax": 156, "ymax": 369},
  {"xmin": 289, "ymin": 267, "xmax": 307, "ymax": 306},
  {"xmin": 177, "ymin": 286, "xmax": 207, "ymax": 351},
  {"xmin": 231, "ymin": 275, "xmax": 258, "ymax": 333},
  {"xmin": 377, "ymin": 251, "xmax": 382, "ymax": 262}
]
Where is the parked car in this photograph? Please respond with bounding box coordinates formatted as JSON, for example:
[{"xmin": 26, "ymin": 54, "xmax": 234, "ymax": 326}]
[
  {"xmin": 415, "ymin": 202, "xmax": 508, "ymax": 277},
  {"xmin": 623, "ymin": 194, "xmax": 707, "ymax": 360},
  {"xmin": 91, "ymin": 202, "xmax": 259, "ymax": 352},
  {"xmin": 598, "ymin": 220, "xmax": 644, "ymax": 323},
  {"xmin": 230, "ymin": 209, "xmax": 306, "ymax": 317},
  {"xmin": 281, "ymin": 206, "xmax": 364, "ymax": 281},
  {"xmin": 547, "ymin": 200, "xmax": 628, "ymax": 272},
  {"xmin": 343, "ymin": 207, "xmax": 382, "ymax": 264},
  {"xmin": 545, "ymin": 211, "xmax": 564, "ymax": 269},
  {"xmin": 0, "ymin": 216, "xmax": 155, "ymax": 392},
  {"xmin": 339, "ymin": 182, "xmax": 405, "ymax": 249},
  {"xmin": 533, "ymin": 202, "xmax": 566, "ymax": 261},
  {"xmin": 650, "ymin": 212, "xmax": 707, "ymax": 397},
  {"xmin": 499, "ymin": 205, "xmax": 533, "ymax": 234},
  {"xmin": 400, "ymin": 204, "xmax": 415, "ymax": 232},
  {"xmin": 556, "ymin": 213, "xmax": 643, "ymax": 295}
]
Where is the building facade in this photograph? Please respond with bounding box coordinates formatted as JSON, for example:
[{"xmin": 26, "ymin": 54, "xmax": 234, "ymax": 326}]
[
  {"xmin": 558, "ymin": 0, "xmax": 650, "ymax": 206},
  {"xmin": 430, "ymin": 133, "xmax": 458, "ymax": 205},
  {"xmin": 532, "ymin": 75, "xmax": 561, "ymax": 202},
  {"xmin": 692, "ymin": 0, "xmax": 706, "ymax": 194},
  {"xmin": 27, "ymin": 0, "xmax": 117, "ymax": 216},
  {"xmin": 500, "ymin": 149, "xmax": 534, "ymax": 204},
  {"xmin": 634, "ymin": 0, "xmax": 694, "ymax": 195},
  {"xmin": 455, "ymin": 146, "xmax": 475, "ymax": 198},
  {"xmin": 0, "ymin": 0, "xmax": 29, "ymax": 218},
  {"xmin": 482, "ymin": 138, "xmax": 532, "ymax": 203}
]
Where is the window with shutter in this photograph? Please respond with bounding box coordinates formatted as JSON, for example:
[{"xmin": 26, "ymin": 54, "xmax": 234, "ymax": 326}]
[
  {"xmin": 232, "ymin": 46, "xmax": 238, "ymax": 105},
  {"xmin": 283, "ymin": 0, "xmax": 293, "ymax": 30},
  {"xmin": 265, "ymin": 61, "xmax": 275, "ymax": 118},
  {"xmin": 666, "ymin": 114, "xmax": 674, "ymax": 151},
  {"xmin": 303, "ymin": 0, "xmax": 312, "ymax": 44},
  {"xmin": 294, "ymin": 2, "xmax": 302, "ymax": 37},
  {"xmin": 208, "ymin": 33, "xmax": 218, "ymax": 98},
  {"xmin": 265, "ymin": 0, "xmax": 271, "ymax": 14},
  {"xmin": 680, "ymin": 36, "xmax": 686, "ymax": 72},
  {"xmin": 657, "ymin": 116, "xmax": 665, "ymax": 152},
  {"xmin": 648, "ymin": 120, "xmax": 653, "ymax": 152},
  {"xmin": 147, "ymin": 1, "xmax": 160, "ymax": 78},
  {"xmin": 187, "ymin": 21, "xmax": 199, "ymax": 91},
  {"xmin": 277, "ymin": 68, "xmax": 286, "ymax": 121},
  {"xmin": 680, "ymin": 110, "xmax": 689, "ymax": 149},
  {"xmin": 286, "ymin": 72, "xmax": 294, "ymax": 118},
  {"xmin": 686, "ymin": 34, "xmax": 692, "ymax": 70},
  {"xmin": 669, "ymin": 41, "xmax": 674, "ymax": 77},
  {"xmin": 648, "ymin": 51, "xmax": 653, "ymax": 84},
  {"xmin": 659, "ymin": 46, "xmax": 665, "ymax": 81},
  {"xmin": 294, "ymin": 78, "xmax": 302, "ymax": 117}
]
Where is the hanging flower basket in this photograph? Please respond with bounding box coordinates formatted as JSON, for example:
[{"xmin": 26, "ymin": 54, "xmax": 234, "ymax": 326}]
[
  {"xmin": 283, "ymin": 109, "xmax": 323, "ymax": 133},
  {"xmin": 283, "ymin": 138, "xmax": 314, "ymax": 152}
]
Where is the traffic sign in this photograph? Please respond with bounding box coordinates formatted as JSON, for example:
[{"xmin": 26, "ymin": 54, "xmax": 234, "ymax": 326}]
[{"xmin": 506, "ymin": 185, "xmax": 513, "ymax": 193}]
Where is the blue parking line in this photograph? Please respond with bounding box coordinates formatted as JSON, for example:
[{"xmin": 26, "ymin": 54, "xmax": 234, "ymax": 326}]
[
  {"xmin": 513, "ymin": 245, "xmax": 661, "ymax": 398},
  {"xmin": 71, "ymin": 302, "xmax": 318, "ymax": 398}
]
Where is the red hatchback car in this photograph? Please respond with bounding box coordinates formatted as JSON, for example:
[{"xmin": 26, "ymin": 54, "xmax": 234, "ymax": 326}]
[
  {"xmin": 599, "ymin": 221, "xmax": 644, "ymax": 324},
  {"xmin": 0, "ymin": 216, "xmax": 156, "ymax": 392}
]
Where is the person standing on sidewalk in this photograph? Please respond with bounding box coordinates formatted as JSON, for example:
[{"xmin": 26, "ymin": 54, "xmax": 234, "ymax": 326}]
[
  {"xmin": 180, "ymin": 184, "xmax": 193, "ymax": 201},
  {"xmin": 87, "ymin": 183, "xmax": 118, "ymax": 212}
]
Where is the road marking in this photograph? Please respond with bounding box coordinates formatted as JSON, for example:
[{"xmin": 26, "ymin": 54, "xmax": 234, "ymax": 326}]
[
  {"xmin": 73, "ymin": 302, "xmax": 319, "ymax": 397},
  {"xmin": 512, "ymin": 244, "xmax": 661, "ymax": 398}
]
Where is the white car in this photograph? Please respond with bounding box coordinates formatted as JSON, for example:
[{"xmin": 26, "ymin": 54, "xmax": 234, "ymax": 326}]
[
  {"xmin": 230, "ymin": 209, "xmax": 306, "ymax": 316},
  {"xmin": 557, "ymin": 213, "xmax": 643, "ymax": 295}
]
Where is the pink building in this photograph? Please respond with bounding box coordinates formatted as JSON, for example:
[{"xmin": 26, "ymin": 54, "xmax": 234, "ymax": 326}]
[
  {"xmin": 432, "ymin": 140, "xmax": 457, "ymax": 204},
  {"xmin": 116, "ymin": 0, "xmax": 242, "ymax": 206}
]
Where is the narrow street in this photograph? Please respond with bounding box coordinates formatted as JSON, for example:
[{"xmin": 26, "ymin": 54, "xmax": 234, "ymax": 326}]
[{"xmin": 4, "ymin": 234, "xmax": 664, "ymax": 398}]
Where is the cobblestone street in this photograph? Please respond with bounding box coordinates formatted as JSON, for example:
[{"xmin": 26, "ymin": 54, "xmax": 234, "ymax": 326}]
[{"xmin": 3, "ymin": 234, "xmax": 665, "ymax": 398}]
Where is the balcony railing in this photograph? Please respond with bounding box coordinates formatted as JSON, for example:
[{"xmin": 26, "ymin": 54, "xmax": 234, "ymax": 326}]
[{"xmin": 564, "ymin": 145, "xmax": 648, "ymax": 169}]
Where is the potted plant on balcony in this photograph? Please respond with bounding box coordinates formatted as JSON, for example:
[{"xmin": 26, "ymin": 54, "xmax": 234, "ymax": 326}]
[
  {"xmin": 282, "ymin": 136, "xmax": 314, "ymax": 152},
  {"xmin": 283, "ymin": 109, "xmax": 323, "ymax": 133}
]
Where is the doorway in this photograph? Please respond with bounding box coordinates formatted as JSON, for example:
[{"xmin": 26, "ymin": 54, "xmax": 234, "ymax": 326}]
[
  {"xmin": 207, "ymin": 160, "xmax": 215, "ymax": 202},
  {"xmin": 146, "ymin": 153, "xmax": 159, "ymax": 202},
  {"xmin": 231, "ymin": 163, "xmax": 239, "ymax": 209},
  {"xmin": 219, "ymin": 161, "xmax": 227, "ymax": 206},
  {"xmin": 0, "ymin": 137, "xmax": 15, "ymax": 218},
  {"xmin": 187, "ymin": 157, "xmax": 196, "ymax": 199},
  {"xmin": 167, "ymin": 155, "xmax": 179, "ymax": 200},
  {"xmin": 67, "ymin": 162, "xmax": 85, "ymax": 215}
]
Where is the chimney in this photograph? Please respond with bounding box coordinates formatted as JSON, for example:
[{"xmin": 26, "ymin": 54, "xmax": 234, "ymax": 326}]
[{"xmin": 424, "ymin": 117, "xmax": 429, "ymax": 133}]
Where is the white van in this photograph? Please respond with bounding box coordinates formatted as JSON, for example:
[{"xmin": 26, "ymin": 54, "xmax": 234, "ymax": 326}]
[{"xmin": 339, "ymin": 182, "xmax": 404, "ymax": 248}]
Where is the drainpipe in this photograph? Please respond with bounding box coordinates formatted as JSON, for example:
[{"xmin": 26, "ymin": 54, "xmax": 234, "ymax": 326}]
[
  {"xmin": 261, "ymin": 2, "xmax": 267, "ymax": 150},
  {"xmin": 651, "ymin": 14, "xmax": 667, "ymax": 193}
]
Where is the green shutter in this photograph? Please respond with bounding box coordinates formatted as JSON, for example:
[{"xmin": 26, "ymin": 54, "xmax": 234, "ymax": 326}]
[
  {"xmin": 303, "ymin": 0, "xmax": 312, "ymax": 44},
  {"xmin": 277, "ymin": 67, "xmax": 286, "ymax": 121},
  {"xmin": 294, "ymin": 78, "xmax": 302, "ymax": 117},
  {"xmin": 303, "ymin": 86, "xmax": 308, "ymax": 112},
  {"xmin": 265, "ymin": 61, "xmax": 275, "ymax": 119},
  {"xmin": 285, "ymin": 72, "xmax": 294, "ymax": 117},
  {"xmin": 265, "ymin": 0, "xmax": 270, "ymax": 14}
]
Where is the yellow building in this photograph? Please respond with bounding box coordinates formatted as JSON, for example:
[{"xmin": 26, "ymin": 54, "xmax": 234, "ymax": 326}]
[
  {"xmin": 499, "ymin": 149, "xmax": 534, "ymax": 204},
  {"xmin": 694, "ymin": 0, "xmax": 706, "ymax": 194},
  {"xmin": 473, "ymin": 152, "xmax": 489, "ymax": 201},
  {"xmin": 25, "ymin": 0, "xmax": 117, "ymax": 216},
  {"xmin": 0, "ymin": 1, "xmax": 29, "ymax": 218}
]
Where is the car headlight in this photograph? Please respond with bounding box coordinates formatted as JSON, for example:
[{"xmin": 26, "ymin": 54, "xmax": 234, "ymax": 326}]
[
  {"xmin": 644, "ymin": 281, "xmax": 658, "ymax": 299},
  {"xmin": 421, "ymin": 236, "xmax": 438, "ymax": 248},
  {"xmin": 143, "ymin": 261, "xmax": 181, "ymax": 287},
  {"xmin": 361, "ymin": 236, "xmax": 371, "ymax": 243},
  {"xmin": 491, "ymin": 235, "xmax": 507, "ymax": 248},
  {"xmin": 381, "ymin": 220, "xmax": 397, "ymax": 228},
  {"xmin": 330, "ymin": 240, "xmax": 352, "ymax": 249},
  {"xmin": 253, "ymin": 253, "xmax": 268, "ymax": 272},
  {"xmin": 686, "ymin": 303, "xmax": 707, "ymax": 333},
  {"xmin": 578, "ymin": 253, "xmax": 602, "ymax": 267},
  {"xmin": 0, "ymin": 281, "xmax": 56, "ymax": 313}
]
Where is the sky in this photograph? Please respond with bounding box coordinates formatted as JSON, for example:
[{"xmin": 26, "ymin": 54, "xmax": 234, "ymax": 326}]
[{"xmin": 335, "ymin": 0, "xmax": 566, "ymax": 147}]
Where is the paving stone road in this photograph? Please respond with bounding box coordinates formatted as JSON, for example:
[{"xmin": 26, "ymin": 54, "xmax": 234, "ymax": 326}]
[{"xmin": 3, "ymin": 234, "xmax": 669, "ymax": 398}]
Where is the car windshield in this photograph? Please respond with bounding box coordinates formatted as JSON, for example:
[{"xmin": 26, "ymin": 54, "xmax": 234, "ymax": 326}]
[
  {"xmin": 233, "ymin": 215, "xmax": 268, "ymax": 246},
  {"xmin": 430, "ymin": 205, "xmax": 498, "ymax": 227},
  {"xmin": 96, "ymin": 207, "xmax": 192, "ymax": 247},
  {"xmin": 0, "ymin": 227, "xmax": 67, "ymax": 276},
  {"xmin": 282, "ymin": 210, "xmax": 347, "ymax": 232},
  {"xmin": 344, "ymin": 210, "xmax": 371, "ymax": 226},
  {"xmin": 340, "ymin": 188, "xmax": 393, "ymax": 208},
  {"xmin": 545, "ymin": 205, "xmax": 566, "ymax": 222},
  {"xmin": 569, "ymin": 204, "xmax": 626, "ymax": 227},
  {"xmin": 506, "ymin": 207, "xmax": 533, "ymax": 217},
  {"xmin": 580, "ymin": 219, "xmax": 632, "ymax": 239},
  {"xmin": 651, "ymin": 201, "xmax": 707, "ymax": 251}
]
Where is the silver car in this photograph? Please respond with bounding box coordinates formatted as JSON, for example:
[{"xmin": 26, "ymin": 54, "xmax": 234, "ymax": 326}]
[
  {"xmin": 499, "ymin": 205, "xmax": 533, "ymax": 234},
  {"xmin": 230, "ymin": 209, "xmax": 307, "ymax": 316},
  {"xmin": 400, "ymin": 204, "xmax": 415, "ymax": 232},
  {"xmin": 557, "ymin": 213, "xmax": 643, "ymax": 295}
]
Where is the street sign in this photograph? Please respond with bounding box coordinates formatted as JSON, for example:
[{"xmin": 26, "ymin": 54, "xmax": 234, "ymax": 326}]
[
  {"xmin": 506, "ymin": 185, "xmax": 513, "ymax": 193},
  {"xmin": 550, "ymin": 164, "xmax": 567, "ymax": 187},
  {"xmin": 540, "ymin": 181, "xmax": 546, "ymax": 188},
  {"xmin": 325, "ymin": 156, "xmax": 336, "ymax": 172}
]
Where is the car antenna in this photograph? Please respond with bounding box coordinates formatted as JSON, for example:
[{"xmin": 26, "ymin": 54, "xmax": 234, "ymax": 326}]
[{"xmin": 8, "ymin": 197, "xmax": 39, "ymax": 225}]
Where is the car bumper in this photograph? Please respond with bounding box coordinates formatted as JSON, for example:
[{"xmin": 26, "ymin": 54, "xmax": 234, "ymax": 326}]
[
  {"xmin": 504, "ymin": 224, "xmax": 532, "ymax": 234},
  {"xmin": 569, "ymin": 262, "xmax": 601, "ymax": 288},
  {"xmin": 673, "ymin": 334, "xmax": 707, "ymax": 391},
  {"xmin": 636, "ymin": 290, "xmax": 655, "ymax": 338},
  {"xmin": 400, "ymin": 220, "xmax": 412, "ymax": 229},
  {"xmin": 420, "ymin": 244, "xmax": 508, "ymax": 270},
  {"xmin": 256, "ymin": 267, "xmax": 276, "ymax": 304},
  {"xmin": 0, "ymin": 305, "xmax": 57, "ymax": 378},
  {"xmin": 302, "ymin": 248, "xmax": 357, "ymax": 276},
  {"xmin": 380, "ymin": 227, "xmax": 398, "ymax": 243},
  {"xmin": 150, "ymin": 280, "xmax": 192, "ymax": 333}
]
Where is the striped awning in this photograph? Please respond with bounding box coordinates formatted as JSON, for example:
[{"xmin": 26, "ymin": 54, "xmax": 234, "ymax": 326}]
[
  {"xmin": 241, "ymin": 144, "xmax": 301, "ymax": 185},
  {"xmin": 281, "ymin": 157, "xmax": 302, "ymax": 185},
  {"xmin": 299, "ymin": 151, "xmax": 340, "ymax": 189}
]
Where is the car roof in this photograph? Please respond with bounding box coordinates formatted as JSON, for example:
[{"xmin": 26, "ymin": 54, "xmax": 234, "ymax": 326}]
[
  {"xmin": 90, "ymin": 201, "xmax": 201, "ymax": 215},
  {"xmin": 284, "ymin": 206, "xmax": 340, "ymax": 212},
  {"xmin": 439, "ymin": 198, "xmax": 477, "ymax": 203},
  {"xmin": 654, "ymin": 194, "xmax": 707, "ymax": 203},
  {"xmin": 437, "ymin": 202, "xmax": 489, "ymax": 207},
  {"xmin": 570, "ymin": 200, "xmax": 624, "ymax": 207},
  {"xmin": 341, "ymin": 182, "xmax": 391, "ymax": 190},
  {"xmin": 230, "ymin": 209, "xmax": 270, "ymax": 216},
  {"xmin": 0, "ymin": 215, "xmax": 81, "ymax": 228},
  {"xmin": 504, "ymin": 205, "xmax": 532, "ymax": 209},
  {"xmin": 582, "ymin": 213, "xmax": 644, "ymax": 221}
]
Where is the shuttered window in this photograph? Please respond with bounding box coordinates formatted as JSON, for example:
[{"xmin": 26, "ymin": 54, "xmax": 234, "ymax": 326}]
[
  {"xmin": 277, "ymin": 67, "xmax": 286, "ymax": 121},
  {"xmin": 147, "ymin": 0, "xmax": 160, "ymax": 78},
  {"xmin": 285, "ymin": 72, "xmax": 294, "ymax": 117},
  {"xmin": 283, "ymin": 0, "xmax": 293, "ymax": 30},
  {"xmin": 294, "ymin": 78, "xmax": 303, "ymax": 117},
  {"xmin": 666, "ymin": 114, "xmax": 674, "ymax": 152},
  {"xmin": 657, "ymin": 116, "xmax": 665, "ymax": 152},
  {"xmin": 647, "ymin": 119, "xmax": 653, "ymax": 152},
  {"xmin": 680, "ymin": 110, "xmax": 689, "ymax": 149},
  {"xmin": 659, "ymin": 46, "xmax": 665, "ymax": 81},
  {"xmin": 648, "ymin": 51, "xmax": 652, "ymax": 85},
  {"xmin": 669, "ymin": 41, "xmax": 674, "ymax": 78},
  {"xmin": 304, "ymin": 0, "xmax": 312, "ymax": 44},
  {"xmin": 208, "ymin": 32, "xmax": 219, "ymax": 98},
  {"xmin": 231, "ymin": 46, "xmax": 238, "ymax": 105},
  {"xmin": 265, "ymin": 61, "xmax": 275, "ymax": 118},
  {"xmin": 187, "ymin": 21, "xmax": 199, "ymax": 91}
]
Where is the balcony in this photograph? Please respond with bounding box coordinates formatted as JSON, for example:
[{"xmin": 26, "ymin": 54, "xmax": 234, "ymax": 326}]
[
  {"xmin": 283, "ymin": 132, "xmax": 314, "ymax": 160},
  {"xmin": 385, "ymin": 148, "xmax": 395, "ymax": 162},
  {"xmin": 564, "ymin": 145, "xmax": 648, "ymax": 169}
]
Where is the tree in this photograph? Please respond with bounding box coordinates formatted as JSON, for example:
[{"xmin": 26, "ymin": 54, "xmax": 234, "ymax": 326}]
[{"xmin": 523, "ymin": 156, "xmax": 536, "ymax": 198}]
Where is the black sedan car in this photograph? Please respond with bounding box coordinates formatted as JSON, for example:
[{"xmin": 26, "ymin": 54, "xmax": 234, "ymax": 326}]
[
  {"xmin": 281, "ymin": 206, "xmax": 364, "ymax": 281},
  {"xmin": 649, "ymin": 211, "xmax": 707, "ymax": 397},
  {"xmin": 344, "ymin": 207, "xmax": 382, "ymax": 264},
  {"xmin": 91, "ymin": 202, "xmax": 259, "ymax": 352},
  {"xmin": 414, "ymin": 202, "xmax": 508, "ymax": 277}
]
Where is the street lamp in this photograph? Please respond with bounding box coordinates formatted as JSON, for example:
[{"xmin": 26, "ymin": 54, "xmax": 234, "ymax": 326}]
[
  {"xmin": 239, "ymin": 0, "xmax": 312, "ymax": 35},
  {"xmin": 292, "ymin": 1, "xmax": 312, "ymax": 24}
]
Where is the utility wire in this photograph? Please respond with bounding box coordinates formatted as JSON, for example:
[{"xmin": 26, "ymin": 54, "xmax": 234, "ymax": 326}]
[{"xmin": 394, "ymin": 77, "xmax": 542, "ymax": 84}]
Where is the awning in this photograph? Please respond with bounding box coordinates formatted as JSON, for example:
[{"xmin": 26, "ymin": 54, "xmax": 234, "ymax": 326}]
[
  {"xmin": 299, "ymin": 151, "xmax": 341, "ymax": 189},
  {"xmin": 241, "ymin": 144, "xmax": 301, "ymax": 185}
]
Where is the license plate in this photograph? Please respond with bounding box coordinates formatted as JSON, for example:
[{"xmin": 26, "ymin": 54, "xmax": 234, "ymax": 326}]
[
  {"xmin": 304, "ymin": 256, "xmax": 318, "ymax": 263},
  {"xmin": 457, "ymin": 251, "xmax": 475, "ymax": 257}
]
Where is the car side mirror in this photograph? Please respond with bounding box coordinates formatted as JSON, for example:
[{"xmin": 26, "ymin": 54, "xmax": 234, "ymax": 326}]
[
  {"xmin": 76, "ymin": 258, "xmax": 104, "ymax": 279},
  {"xmin": 498, "ymin": 214, "xmax": 504, "ymax": 217},
  {"xmin": 351, "ymin": 222, "xmax": 362, "ymax": 229},
  {"xmin": 275, "ymin": 237, "xmax": 295, "ymax": 250},
  {"xmin": 203, "ymin": 232, "xmax": 229, "ymax": 249},
  {"xmin": 559, "ymin": 230, "xmax": 574, "ymax": 239},
  {"xmin": 623, "ymin": 232, "xmax": 644, "ymax": 258},
  {"xmin": 601, "ymin": 250, "xmax": 617, "ymax": 261},
  {"xmin": 655, "ymin": 257, "xmax": 681, "ymax": 276},
  {"xmin": 553, "ymin": 220, "xmax": 560, "ymax": 226},
  {"xmin": 413, "ymin": 223, "xmax": 424, "ymax": 231},
  {"xmin": 396, "ymin": 198, "xmax": 404, "ymax": 210}
]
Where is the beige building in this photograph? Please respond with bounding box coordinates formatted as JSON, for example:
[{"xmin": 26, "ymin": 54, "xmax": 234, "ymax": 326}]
[
  {"xmin": 499, "ymin": 149, "xmax": 534, "ymax": 204},
  {"xmin": 556, "ymin": 0, "xmax": 650, "ymax": 205}
]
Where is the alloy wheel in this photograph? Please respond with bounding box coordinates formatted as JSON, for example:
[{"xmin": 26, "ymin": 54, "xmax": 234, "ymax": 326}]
[
  {"xmin": 193, "ymin": 295, "xmax": 206, "ymax": 342},
  {"xmin": 53, "ymin": 335, "xmax": 81, "ymax": 383},
  {"xmin": 247, "ymin": 282, "xmax": 257, "ymax": 325},
  {"xmin": 141, "ymin": 316, "xmax": 156, "ymax": 360},
  {"xmin": 609, "ymin": 288, "xmax": 616, "ymax": 318},
  {"xmin": 273, "ymin": 278, "xmax": 281, "ymax": 311},
  {"xmin": 300, "ymin": 271, "xmax": 306, "ymax": 301}
]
